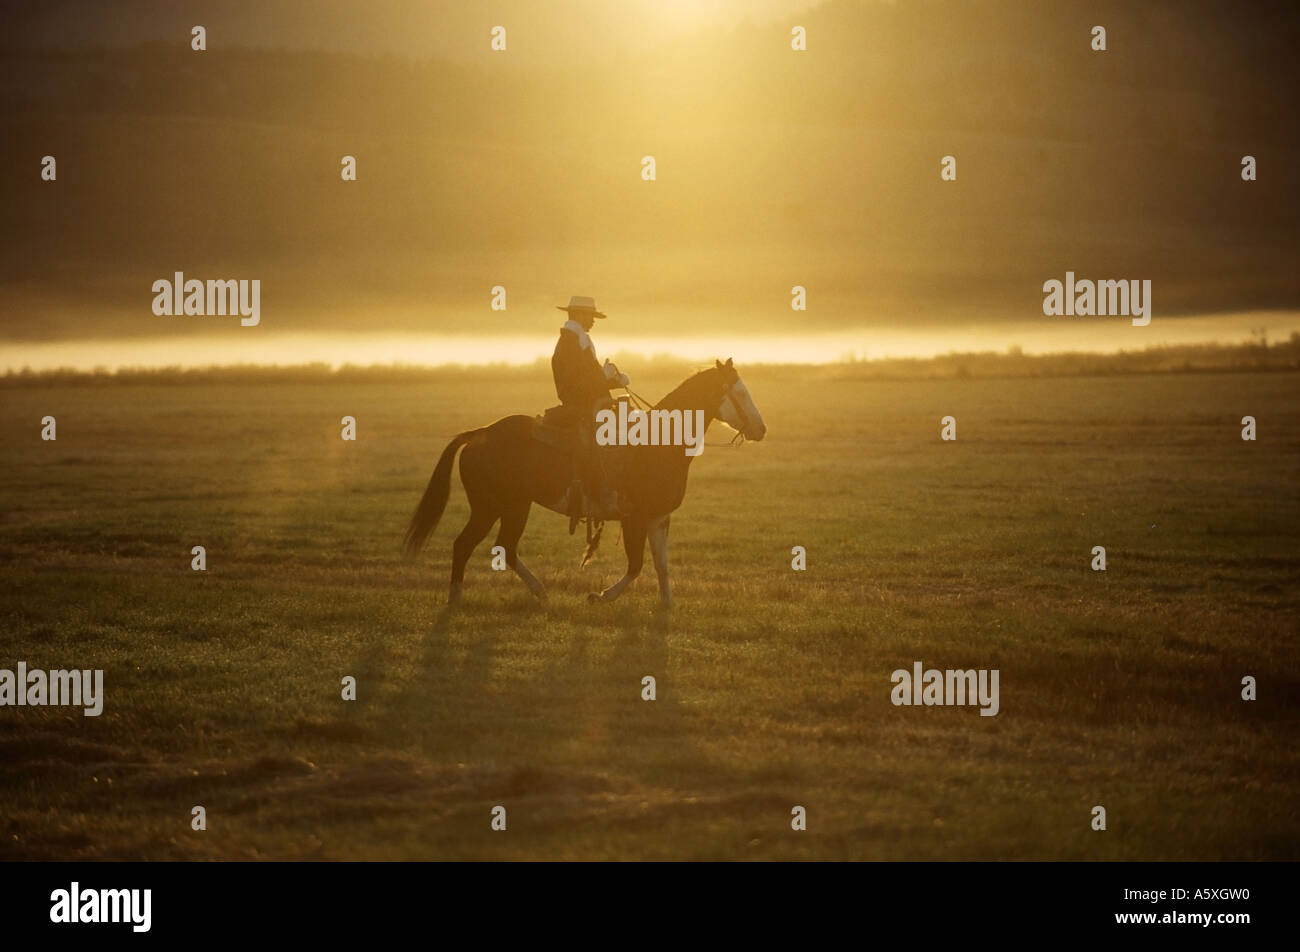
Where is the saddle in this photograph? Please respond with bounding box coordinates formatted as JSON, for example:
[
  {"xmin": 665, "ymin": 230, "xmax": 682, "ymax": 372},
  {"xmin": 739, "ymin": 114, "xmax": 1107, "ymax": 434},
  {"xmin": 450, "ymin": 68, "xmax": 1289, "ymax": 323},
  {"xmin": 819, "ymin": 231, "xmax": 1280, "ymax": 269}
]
[
  {"xmin": 530, "ymin": 404, "xmax": 582, "ymax": 452},
  {"xmin": 530, "ymin": 404, "xmax": 624, "ymax": 556}
]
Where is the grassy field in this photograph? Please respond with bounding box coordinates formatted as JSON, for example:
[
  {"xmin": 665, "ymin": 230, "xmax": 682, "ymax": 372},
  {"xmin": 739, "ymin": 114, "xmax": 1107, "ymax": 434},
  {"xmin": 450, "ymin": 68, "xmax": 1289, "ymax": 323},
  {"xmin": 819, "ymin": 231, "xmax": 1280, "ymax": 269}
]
[{"xmin": 1, "ymin": 363, "xmax": 1297, "ymax": 860}]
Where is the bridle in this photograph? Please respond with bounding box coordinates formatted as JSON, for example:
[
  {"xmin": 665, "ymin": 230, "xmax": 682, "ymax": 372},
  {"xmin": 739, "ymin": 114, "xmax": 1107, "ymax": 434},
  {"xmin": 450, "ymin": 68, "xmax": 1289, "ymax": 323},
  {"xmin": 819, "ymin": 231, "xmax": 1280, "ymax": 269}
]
[{"xmin": 719, "ymin": 381, "xmax": 750, "ymax": 446}]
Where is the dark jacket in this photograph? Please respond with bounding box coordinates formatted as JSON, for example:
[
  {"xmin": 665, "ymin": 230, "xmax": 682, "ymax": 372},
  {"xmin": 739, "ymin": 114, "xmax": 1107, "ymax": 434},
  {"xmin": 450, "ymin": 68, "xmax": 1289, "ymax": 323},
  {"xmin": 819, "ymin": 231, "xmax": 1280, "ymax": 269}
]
[{"xmin": 552, "ymin": 326, "xmax": 616, "ymax": 410}]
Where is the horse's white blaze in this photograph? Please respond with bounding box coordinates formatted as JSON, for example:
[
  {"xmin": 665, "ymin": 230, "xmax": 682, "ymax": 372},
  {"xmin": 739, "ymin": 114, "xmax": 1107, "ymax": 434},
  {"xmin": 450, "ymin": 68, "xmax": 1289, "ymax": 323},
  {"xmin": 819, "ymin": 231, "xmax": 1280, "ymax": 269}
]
[{"xmin": 717, "ymin": 377, "xmax": 767, "ymax": 441}]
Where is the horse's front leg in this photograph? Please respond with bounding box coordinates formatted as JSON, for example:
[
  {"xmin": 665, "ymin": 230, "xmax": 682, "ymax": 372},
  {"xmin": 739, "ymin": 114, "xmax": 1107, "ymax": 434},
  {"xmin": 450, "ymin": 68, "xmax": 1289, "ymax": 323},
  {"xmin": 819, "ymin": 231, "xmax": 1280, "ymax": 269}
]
[
  {"xmin": 648, "ymin": 514, "xmax": 672, "ymax": 608},
  {"xmin": 589, "ymin": 522, "xmax": 646, "ymax": 603}
]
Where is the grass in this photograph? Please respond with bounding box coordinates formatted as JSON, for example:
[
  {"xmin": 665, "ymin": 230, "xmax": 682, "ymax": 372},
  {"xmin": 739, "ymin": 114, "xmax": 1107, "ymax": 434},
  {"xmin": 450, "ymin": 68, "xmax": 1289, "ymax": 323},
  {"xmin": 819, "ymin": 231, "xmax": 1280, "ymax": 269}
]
[{"xmin": 0, "ymin": 364, "xmax": 1297, "ymax": 859}]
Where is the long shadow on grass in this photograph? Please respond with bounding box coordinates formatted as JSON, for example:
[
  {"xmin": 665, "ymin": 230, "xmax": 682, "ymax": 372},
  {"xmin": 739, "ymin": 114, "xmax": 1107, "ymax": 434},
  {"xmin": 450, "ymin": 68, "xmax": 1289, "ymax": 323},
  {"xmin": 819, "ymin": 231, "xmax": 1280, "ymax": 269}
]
[{"xmin": 372, "ymin": 588, "xmax": 715, "ymax": 810}]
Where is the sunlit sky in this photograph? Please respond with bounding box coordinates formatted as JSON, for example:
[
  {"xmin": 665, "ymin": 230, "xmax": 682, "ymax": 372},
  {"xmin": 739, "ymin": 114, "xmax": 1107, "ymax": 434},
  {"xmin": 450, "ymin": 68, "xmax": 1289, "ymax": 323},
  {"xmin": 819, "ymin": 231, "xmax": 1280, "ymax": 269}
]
[
  {"xmin": 3, "ymin": 1, "xmax": 1296, "ymax": 369},
  {"xmin": 6, "ymin": 0, "xmax": 831, "ymax": 60}
]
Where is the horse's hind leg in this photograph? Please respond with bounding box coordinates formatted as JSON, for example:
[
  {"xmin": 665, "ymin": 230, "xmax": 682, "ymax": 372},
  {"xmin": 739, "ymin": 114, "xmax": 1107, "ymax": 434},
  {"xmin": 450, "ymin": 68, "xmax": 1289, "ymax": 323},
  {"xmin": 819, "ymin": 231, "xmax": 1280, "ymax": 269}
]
[
  {"xmin": 449, "ymin": 507, "xmax": 498, "ymax": 605},
  {"xmin": 589, "ymin": 522, "xmax": 646, "ymax": 604},
  {"xmin": 496, "ymin": 499, "xmax": 545, "ymax": 600}
]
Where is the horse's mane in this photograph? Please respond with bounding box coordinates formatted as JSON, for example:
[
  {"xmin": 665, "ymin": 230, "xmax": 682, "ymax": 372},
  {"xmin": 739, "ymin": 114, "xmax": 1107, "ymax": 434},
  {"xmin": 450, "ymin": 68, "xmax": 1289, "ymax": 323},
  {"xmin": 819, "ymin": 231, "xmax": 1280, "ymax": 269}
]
[{"xmin": 654, "ymin": 366, "xmax": 722, "ymax": 410}]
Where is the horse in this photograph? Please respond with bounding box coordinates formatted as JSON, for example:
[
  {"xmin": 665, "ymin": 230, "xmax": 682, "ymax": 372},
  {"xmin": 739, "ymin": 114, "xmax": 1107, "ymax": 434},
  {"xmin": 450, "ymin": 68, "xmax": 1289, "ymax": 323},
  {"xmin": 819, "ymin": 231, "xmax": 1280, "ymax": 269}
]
[{"xmin": 403, "ymin": 358, "xmax": 767, "ymax": 607}]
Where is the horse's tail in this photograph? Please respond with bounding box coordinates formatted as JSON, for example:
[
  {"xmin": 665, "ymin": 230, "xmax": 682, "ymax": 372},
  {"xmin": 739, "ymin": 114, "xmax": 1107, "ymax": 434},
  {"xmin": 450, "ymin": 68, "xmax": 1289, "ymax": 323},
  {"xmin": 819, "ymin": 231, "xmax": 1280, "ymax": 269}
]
[{"xmin": 403, "ymin": 428, "xmax": 483, "ymax": 558}]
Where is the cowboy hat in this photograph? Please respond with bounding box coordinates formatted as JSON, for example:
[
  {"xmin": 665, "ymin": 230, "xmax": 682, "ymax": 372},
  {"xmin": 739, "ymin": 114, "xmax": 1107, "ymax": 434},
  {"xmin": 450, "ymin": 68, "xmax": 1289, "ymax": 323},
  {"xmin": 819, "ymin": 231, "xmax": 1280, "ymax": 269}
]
[{"xmin": 556, "ymin": 295, "xmax": 606, "ymax": 319}]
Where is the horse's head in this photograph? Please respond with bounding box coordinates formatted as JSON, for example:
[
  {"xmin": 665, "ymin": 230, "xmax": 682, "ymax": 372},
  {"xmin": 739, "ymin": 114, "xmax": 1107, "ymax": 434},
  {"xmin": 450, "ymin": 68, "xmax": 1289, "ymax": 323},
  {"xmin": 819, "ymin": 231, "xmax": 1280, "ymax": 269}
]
[{"xmin": 713, "ymin": 358, "xmax": 767, "ymax": 442}]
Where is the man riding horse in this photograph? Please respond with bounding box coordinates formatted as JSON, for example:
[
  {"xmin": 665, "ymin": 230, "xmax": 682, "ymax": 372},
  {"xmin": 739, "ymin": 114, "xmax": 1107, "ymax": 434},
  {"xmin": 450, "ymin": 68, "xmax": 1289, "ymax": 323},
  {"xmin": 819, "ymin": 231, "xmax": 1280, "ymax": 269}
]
[
  {"xmin": 551, "ymin": 295, "xmax": 630, "ymax": 521},
  {"xmin": 403, "ymin": 296, "xmax": 768, "ymax": 608}
]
